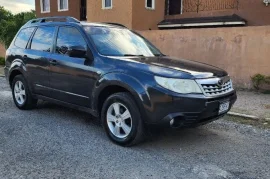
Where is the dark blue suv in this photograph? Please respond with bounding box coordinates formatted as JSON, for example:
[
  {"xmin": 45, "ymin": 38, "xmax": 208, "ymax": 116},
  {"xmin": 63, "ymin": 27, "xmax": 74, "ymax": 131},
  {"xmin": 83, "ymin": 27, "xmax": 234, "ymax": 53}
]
[{"xmin": 4, "ymin": 17, "xmax": 237, "ymax": 146}]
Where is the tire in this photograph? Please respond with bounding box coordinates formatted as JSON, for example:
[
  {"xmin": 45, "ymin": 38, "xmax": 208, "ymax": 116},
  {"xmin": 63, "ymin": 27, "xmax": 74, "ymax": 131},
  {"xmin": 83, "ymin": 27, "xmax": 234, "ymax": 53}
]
[
  {"xmin": 101, "ymin": 92, "xmax": 145, "ymax": 146},
  {"xmin": 12, "ymin": 75, "xmax": 37, "ymax": 110}
]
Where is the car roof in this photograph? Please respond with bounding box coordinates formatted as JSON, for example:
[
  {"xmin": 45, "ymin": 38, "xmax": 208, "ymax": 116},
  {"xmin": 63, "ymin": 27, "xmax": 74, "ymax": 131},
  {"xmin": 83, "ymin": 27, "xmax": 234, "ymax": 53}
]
[
  {"xmin": 23, "ymin": 16, "xmax": 127, "ymax": 29},
  {"xmin": 80, "ymin": 21, "xmax": 126, "ymax": 28}
]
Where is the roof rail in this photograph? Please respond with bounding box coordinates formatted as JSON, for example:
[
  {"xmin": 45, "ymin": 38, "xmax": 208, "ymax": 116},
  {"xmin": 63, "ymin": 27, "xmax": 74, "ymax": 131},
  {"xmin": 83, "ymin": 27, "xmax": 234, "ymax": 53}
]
[
  {"xmin": 26, "ymin": 16, "xmax": 80, "ymax": 25},
  {"xmin": 104, "ymin": 22, "xmax": 127, "ymax": 28}
]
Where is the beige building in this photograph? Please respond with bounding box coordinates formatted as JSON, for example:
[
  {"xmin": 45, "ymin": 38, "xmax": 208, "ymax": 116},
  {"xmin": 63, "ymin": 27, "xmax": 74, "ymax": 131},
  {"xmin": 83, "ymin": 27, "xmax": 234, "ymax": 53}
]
[{"xmin": 35, "ymin": 0, "xmax": 270, "ymax": 30}]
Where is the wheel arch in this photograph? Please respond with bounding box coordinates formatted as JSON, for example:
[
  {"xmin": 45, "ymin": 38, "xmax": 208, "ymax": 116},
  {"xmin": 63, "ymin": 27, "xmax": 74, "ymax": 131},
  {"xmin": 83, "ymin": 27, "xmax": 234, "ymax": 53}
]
[
  {"xmin": 92, "ymin": 73, "xmax": 150, "ymax": 119},
  {"xmin": 8, "ymin": 59, "xmax": 26, "ymax": 88},
  {"xmin": 8, "ymin": 69, "xmax": 24, "ymax": 88}
]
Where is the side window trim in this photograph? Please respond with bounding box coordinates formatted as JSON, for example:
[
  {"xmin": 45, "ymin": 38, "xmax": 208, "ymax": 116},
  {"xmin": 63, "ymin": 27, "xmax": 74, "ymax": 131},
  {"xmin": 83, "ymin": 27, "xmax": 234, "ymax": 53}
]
[
  {"xmin": 52, "ymin": 26, "xmax": 60, "ymax": 54},
  {"xmin": 49, "ymin": 26, "xmax": 58, "ymax": 53},
  {"xmin": 26, "ymin": 27, "xmax": 38, "ymax": 49}
]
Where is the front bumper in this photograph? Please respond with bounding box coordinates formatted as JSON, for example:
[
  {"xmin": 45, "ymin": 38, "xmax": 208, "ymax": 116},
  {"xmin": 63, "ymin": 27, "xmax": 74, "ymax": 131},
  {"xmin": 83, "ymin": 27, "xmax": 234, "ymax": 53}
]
[
  {"xmin": 164, "ymin": 92, "xmax": 237, "ymax": 127},
  {"xmin": 143, "ymin": 86, "xmax": 237, "ymax": 127}
]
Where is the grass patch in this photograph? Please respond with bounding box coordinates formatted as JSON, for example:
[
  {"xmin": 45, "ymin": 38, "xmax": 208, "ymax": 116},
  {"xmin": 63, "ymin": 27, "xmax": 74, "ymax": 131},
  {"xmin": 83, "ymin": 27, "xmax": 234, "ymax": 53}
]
[
  {"xmin": 262, "ymin": 90, "xmax": 270, "ymax": 94},
  {"xmin": 224, "ymin": 115, "xmax": 270, "ymax": 129},
  {"xmin": 0, "ymin": 57, "xmax": 5, "ymax": 66},
  {"xmin": 230, "ymin": 108, "xmax": 252, "ymax": 116}
]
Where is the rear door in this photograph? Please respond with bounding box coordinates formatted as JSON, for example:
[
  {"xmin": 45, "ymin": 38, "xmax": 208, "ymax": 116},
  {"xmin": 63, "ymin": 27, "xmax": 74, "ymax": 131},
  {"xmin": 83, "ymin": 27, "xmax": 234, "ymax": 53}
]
[
  {"xmin": 26, "ymin": 26, "xmax": 56, "ymax": 97},
  {"xmin": 10, "ymin": 27, "xmax": 35, "ymax": 84},
  {"xmin": 49, "ymin": 26, "xmax": 95, "ymax": 107}
]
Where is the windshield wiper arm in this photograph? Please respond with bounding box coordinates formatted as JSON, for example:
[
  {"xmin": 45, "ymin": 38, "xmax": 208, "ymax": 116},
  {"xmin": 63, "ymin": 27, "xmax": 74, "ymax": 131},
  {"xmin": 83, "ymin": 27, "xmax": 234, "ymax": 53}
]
[
  {"xmin": 154, "ymin": 54, "xmax": 165, "ymax": 57},
  {"xmin": 123, "ymin": 54, "xmax": 145, "ymax": 57}
]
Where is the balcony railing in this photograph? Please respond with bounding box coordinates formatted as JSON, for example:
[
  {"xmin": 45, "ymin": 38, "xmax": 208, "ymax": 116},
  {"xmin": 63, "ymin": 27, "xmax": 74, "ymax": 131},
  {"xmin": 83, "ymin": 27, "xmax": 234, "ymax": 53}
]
[{"xmin": 183, "ymin": 0, "xmax": 240, "ymax": 13}]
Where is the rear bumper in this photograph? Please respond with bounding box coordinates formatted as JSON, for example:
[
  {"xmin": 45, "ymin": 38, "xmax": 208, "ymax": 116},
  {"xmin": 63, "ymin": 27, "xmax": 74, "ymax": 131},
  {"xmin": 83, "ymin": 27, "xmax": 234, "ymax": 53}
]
[{"xmin": 143, "ymin": 86, "xmax": 237, "ymax": 127}]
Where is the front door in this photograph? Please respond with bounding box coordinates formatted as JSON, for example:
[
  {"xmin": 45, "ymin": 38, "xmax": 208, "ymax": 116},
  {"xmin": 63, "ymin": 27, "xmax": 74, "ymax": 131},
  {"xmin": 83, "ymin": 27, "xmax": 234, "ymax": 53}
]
[
  {"xmin": 49, "ymin": 26, "xmax": 95, "ymax": 107},
  {"xmin": 26, "ymin": 26, "xmax": 56, "ymax": 97}
]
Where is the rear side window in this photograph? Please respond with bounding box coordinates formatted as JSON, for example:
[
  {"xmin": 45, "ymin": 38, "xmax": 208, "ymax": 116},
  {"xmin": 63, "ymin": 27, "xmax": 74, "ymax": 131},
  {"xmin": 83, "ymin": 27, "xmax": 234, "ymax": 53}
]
[
  {"xmin": 14, "ymin": 28, "xmax": 35, "ymax": 49},
  {"xmin": 30, "ymin": 26, "xmax": 55, "ymax": 52},
  {"xmin": 56, "ymin": 26, "xmax": 87, "ymax": 56}
]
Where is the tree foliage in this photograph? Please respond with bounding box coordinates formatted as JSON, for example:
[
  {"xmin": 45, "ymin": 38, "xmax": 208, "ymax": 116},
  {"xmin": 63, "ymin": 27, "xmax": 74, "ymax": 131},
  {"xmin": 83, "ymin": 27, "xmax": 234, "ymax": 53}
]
[{"xmin": 0, "ymin": 6, "xmax": 35, "ymax": 48}]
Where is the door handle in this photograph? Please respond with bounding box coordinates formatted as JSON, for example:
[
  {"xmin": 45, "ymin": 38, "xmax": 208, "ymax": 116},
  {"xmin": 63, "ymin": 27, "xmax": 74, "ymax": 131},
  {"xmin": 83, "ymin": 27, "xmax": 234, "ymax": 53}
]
[{"xmin": 50, "ymin": 60, "xmax": 58, "ymax": 66}]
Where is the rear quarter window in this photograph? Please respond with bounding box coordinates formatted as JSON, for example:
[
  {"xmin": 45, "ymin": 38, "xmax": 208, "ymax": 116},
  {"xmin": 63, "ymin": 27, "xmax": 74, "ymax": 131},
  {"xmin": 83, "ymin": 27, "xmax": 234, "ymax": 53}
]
[{"xmin": 14, "ymin": 27, "xmax": 35, "ymax": 49}]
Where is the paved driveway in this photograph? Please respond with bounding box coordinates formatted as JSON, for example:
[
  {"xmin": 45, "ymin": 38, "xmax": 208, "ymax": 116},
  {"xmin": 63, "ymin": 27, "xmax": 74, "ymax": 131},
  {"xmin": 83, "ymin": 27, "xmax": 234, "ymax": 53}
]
[{"xmin": 0, "ymin": 77, "xmax": 269, "ymax": 179}]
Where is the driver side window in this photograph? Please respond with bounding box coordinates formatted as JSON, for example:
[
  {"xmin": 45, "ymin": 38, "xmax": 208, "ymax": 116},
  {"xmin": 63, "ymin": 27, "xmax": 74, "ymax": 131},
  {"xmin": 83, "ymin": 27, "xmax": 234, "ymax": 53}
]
[{"xmin": 56, "ymin": 26, "xmax": 87, "ymax": 56}]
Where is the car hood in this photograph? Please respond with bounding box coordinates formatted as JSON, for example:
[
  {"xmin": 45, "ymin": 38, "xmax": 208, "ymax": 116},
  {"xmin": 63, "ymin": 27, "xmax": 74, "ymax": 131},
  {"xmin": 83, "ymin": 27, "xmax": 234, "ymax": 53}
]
[{"xmin": 116, "ymin": 56, "xmax": 228, "ymax": 79}]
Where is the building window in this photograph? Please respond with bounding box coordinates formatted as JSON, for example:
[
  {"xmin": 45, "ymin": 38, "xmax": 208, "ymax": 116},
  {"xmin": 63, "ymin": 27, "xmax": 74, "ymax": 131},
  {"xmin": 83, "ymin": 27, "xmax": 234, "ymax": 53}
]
[
  {"xmin": 40, "ymin": 0, "xmax": 50, "ymax": 13},
  {"xmin": 146, "ymin": 0, "xmax": 155, "ymax": 10},
  {"xmin": 58, "ymin": 0, "xmax": 69, "ymax": 11},
  {"xmin": 102, "ymin": 0, "xmax": 112, "ymax": 9},
  {"xmin": 165, "ymin": 0, "xmax": 182, "ymax": 15}
]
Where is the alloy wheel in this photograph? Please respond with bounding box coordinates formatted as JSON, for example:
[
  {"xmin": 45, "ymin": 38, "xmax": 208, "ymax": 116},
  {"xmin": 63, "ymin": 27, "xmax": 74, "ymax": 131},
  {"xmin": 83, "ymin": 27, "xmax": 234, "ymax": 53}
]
[
  {"xmin": 14, "ymin": 81, "xmax": 26, "ymax": 105},
  {"xmin": 106, "ymin": 102, "xmax": 132, "ymax": 138}
]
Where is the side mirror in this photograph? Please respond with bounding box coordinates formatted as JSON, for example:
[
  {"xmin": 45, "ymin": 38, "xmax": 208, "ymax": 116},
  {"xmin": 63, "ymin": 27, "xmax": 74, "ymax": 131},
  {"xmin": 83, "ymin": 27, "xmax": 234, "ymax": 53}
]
[{"xmin": 67, "ymin": 45, "xmax": 87, "ymax": 58}]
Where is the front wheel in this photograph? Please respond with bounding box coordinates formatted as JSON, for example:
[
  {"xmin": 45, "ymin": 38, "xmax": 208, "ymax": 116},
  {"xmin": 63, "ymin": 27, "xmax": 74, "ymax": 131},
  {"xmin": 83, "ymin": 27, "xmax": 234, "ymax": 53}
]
[
  {"xmin": 12, "ymin": 75, "xmax": 37, "ymax": 110},
  {"xmin": 101, "ymin": 92, "xmax": 145, "ymax": 146}
]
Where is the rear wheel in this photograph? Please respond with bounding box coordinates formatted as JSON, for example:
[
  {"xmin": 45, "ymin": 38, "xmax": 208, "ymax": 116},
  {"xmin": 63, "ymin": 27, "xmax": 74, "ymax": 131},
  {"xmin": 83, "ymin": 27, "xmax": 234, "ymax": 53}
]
[
  {"xmin": 12, "ymin": 75, "xmax": 37, "ymax": 110},
  {"xmin": 101, "ymin": 92, "xmax": 145, "ymax": 146}
]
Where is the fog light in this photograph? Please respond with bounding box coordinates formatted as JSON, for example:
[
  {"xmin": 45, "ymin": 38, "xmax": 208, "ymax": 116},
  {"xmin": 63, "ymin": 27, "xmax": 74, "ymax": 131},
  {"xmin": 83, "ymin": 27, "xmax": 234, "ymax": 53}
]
[{"xmin": 170, "ymin": 119, "xmax": 174, "ymax": 126}]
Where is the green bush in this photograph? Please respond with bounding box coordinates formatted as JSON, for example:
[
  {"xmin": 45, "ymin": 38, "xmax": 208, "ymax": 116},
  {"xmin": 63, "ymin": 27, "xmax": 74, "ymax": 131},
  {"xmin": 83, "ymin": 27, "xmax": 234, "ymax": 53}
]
[
  {"xmin": 251, "ymin": 74, "xmax": 270, "ymax": 90},
  {"xmin": 0, "ymin": 57, "xmax": 5, "ymax": 66}
]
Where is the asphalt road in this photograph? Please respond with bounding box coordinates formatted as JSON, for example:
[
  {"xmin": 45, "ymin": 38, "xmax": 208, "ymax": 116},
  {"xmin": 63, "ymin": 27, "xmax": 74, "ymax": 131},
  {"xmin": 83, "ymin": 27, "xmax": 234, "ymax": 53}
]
[{"xmin": 0, "ymin": 77, "xmax": 270, "ymax": 179}]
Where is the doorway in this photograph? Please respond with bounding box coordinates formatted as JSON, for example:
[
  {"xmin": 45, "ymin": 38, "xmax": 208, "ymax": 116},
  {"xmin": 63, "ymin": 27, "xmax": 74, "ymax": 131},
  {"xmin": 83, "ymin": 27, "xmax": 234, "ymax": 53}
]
[{"xmin": 80, "ymin": 0, "xmax": 87, "ymax": 21}]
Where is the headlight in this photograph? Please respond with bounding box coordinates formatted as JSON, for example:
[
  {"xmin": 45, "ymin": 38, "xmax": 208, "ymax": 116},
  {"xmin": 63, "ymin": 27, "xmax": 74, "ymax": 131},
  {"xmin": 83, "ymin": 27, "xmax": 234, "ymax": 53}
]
[{"xmin": 155, "ymin": 76, "xmax": 202, "ymax": 94}]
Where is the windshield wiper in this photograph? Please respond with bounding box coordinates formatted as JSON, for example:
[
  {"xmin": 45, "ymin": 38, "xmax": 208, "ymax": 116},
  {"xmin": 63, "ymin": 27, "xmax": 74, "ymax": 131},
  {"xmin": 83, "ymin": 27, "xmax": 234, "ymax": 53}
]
[
  {"xmin": 123, "ymin": 54, "xmax": 145, "ymax": 57},
  {"xmin": 154, "ymin": 54, "xmax": 165, "ymax": 57}
]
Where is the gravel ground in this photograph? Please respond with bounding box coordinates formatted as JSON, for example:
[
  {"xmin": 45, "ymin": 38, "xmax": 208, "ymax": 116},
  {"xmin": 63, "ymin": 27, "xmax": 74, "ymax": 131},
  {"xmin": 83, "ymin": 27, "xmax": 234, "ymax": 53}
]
[
  {"xmin": 232, "ymin": 91, "xmax": 270, "ymax": 119},
  {"xmin": 0, "ymin": 77, "xmax": 270, "ymax": 179}
]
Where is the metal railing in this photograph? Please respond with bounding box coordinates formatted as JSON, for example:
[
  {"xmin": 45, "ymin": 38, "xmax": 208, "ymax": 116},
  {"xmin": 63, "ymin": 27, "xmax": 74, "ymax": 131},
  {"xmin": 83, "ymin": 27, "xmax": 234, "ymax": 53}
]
[
  {"xmin": 25, "ymin": 16, "xmax": 80, "ymax": 26},
  {"xmin": 183, "ymin": 0, "xmax": 240, "ymax": 13}
]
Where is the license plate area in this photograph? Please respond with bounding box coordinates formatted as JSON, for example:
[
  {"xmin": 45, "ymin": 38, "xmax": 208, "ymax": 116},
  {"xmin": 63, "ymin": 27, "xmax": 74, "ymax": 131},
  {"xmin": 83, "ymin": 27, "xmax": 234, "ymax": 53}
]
[{"xmin": 219, "ymin": 101, "xmax": 230, "ymax": 114}]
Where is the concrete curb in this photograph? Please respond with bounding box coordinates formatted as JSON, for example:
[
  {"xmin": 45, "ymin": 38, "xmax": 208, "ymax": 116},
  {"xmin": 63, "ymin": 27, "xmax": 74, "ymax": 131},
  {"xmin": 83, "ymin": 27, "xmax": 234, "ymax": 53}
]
[{"xmin": 228, "ymin": 112, "xmax": 260, "ymax": 120}]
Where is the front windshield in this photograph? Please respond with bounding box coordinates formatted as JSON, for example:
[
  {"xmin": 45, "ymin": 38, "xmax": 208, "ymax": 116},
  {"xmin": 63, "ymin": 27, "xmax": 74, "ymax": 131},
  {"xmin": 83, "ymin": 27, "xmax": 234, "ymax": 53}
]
[{"xmin": 83, "ymin": 26, "xmax": 163, "ymax": 57}]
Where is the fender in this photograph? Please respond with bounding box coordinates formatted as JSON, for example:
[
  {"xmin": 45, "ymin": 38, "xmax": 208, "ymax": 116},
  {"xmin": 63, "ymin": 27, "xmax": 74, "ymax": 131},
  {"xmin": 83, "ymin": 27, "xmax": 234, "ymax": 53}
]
[{"xmin": 92, "ymin": 72, "xmax": 152, "ymax": 118}]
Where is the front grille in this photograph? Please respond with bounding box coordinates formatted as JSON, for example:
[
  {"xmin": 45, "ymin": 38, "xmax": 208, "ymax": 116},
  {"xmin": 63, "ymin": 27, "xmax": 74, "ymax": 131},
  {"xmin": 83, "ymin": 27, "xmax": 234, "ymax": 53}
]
[
  {"xmin": 202, "ymin": 80, "xmax": 232, "ymax": 96},
  {"xmin": 196, "ymin": 76, "xmax": 234, "ymax": 97}
]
